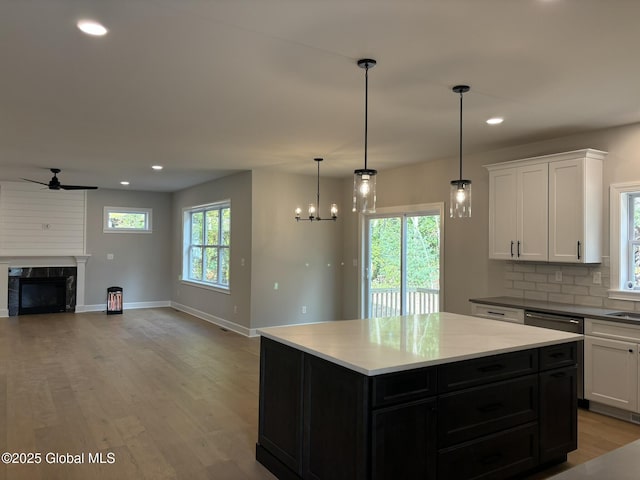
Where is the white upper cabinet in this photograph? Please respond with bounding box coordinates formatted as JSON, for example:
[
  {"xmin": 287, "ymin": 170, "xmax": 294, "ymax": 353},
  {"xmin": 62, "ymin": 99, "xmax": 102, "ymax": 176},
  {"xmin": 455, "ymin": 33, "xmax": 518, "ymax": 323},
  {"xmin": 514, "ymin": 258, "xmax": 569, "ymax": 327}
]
[
  {"xmin": 486, "ymin": 149, "xmax": 605, "ymax": 264},
  {"xmin": 488, "ymin": 161, "xmax": 548, "ymax": 261},
  {"xmin": 548, "ymin": 152, "xmax": 604, "ymax": 263}
]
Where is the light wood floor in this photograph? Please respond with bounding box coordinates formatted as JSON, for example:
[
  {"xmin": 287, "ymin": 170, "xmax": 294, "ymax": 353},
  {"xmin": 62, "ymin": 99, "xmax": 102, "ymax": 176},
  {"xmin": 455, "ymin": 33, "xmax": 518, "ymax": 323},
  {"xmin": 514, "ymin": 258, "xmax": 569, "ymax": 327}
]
[{"xmin": 0, "ymin": 308, "xmax": 638, "ymax": 480}]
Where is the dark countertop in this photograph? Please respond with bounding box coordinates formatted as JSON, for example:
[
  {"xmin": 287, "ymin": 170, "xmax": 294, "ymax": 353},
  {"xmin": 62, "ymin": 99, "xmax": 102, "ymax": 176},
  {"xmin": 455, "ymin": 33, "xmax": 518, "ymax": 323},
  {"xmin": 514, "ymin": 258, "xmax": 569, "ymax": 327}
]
[
  {"xmin": 547, "ymin": 439, "xmax": 640, "ymax": 479},
  {"xmin": 469, "ymin": 296, "xmax": 640, "ymax": 325}
]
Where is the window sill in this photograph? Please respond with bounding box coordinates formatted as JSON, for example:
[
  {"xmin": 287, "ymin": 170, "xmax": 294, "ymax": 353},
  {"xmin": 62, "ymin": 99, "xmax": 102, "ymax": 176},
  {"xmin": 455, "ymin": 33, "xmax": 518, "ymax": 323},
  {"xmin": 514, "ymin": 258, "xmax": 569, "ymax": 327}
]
[
  {"xmin": 181, "ymin": 279, "xmax": 230, "ymax": 294},
  {"xmin": 608, "ymin": 289, "xmax": 640, "ymax": 302}
]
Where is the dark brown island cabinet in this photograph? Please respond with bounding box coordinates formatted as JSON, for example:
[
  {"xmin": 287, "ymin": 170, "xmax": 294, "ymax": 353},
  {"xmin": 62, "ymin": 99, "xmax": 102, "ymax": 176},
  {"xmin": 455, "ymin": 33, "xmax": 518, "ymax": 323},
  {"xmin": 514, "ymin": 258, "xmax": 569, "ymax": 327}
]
[{"xmin": 256, "ymin": 337, "xmax": 578, "ymax": 480}]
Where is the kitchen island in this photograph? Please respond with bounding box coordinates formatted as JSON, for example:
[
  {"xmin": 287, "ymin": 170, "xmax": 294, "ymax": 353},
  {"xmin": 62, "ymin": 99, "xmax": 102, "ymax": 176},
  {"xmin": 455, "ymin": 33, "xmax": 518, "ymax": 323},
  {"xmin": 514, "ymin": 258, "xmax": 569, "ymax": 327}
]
[{"xmin": 256, "ymin": 312, "xmax": 582, "ymax": 480}]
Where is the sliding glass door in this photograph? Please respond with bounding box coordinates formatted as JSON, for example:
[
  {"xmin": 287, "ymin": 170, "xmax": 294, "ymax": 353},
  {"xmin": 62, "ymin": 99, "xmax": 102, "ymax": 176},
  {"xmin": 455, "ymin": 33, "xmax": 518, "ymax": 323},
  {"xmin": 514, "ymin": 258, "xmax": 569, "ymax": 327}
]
[{"xmin": 365, "ymin": 205, "xmax": 442, "ymax": 318}]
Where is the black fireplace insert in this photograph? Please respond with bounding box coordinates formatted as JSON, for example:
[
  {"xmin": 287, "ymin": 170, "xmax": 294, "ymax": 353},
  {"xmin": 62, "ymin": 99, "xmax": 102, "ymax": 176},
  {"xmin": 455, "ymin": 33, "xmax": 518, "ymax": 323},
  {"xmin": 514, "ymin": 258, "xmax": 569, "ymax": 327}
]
[{"xmin": 18, "ymin": 276, "xmax": 67, "ymax": 315}]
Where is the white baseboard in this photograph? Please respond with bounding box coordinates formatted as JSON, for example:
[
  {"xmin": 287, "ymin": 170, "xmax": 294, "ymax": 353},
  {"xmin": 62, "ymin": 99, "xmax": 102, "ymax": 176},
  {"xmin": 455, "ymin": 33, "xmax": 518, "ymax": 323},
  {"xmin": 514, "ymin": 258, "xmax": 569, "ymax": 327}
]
[
  {"xmin": 589, "ymin": 401, "xmax": 640, "ymax": 424},
  {"xmin": 171, "ymin": 301, "xmax": 257, "ymax": 337},
  {"xmin": 0, "ymin": 308, "xmax": 8, "ymax": 318},
  {"xmin": 78, "ymin": 300, "xmax": 171, "ymax": 313}
]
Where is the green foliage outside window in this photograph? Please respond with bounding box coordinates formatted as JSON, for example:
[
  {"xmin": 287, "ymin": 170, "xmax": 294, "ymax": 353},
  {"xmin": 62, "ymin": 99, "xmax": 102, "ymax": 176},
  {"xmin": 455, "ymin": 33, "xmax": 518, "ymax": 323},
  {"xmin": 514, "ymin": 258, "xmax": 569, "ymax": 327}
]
[{"xmin": 187, "ymin": 205, "xmax": 230, "ymax": 288}]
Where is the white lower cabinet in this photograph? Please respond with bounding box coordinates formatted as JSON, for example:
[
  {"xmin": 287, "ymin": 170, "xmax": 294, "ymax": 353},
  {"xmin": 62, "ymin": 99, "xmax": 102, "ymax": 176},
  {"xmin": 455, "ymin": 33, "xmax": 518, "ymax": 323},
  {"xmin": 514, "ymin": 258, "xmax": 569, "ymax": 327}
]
[{"xmin": 584, "ymin": 319, "xmax": 640, "ymax": 413}]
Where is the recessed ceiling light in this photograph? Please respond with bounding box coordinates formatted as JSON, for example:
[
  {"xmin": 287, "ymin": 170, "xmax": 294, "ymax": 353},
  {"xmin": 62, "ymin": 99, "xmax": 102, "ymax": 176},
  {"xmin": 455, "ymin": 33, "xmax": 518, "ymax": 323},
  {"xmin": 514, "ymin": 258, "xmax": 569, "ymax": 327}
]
[
  {"xmin": 77, "ymin": 20, "xmax": 108, "ymax": 36},
  {"xmin": 151, "ymin": 165, "xmax": 163, "ymax": 171},
  {"xmin": 120, "ymin": 181, "xmax": 130, "ymax": 186},
  {"xmin": 486, "ymin": 117, "xmax": 504, "ymax": 125}
]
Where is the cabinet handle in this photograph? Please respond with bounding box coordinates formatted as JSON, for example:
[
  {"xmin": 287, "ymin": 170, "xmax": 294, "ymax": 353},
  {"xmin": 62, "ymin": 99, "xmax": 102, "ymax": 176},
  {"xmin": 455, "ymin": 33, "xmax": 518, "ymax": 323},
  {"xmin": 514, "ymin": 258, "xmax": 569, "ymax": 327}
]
[
  {"xmin": 510, "ymin": 241, "xmax": 514, "ymax": 257},
  {"xmin": 629, "ymin": 349, "xmax": 634, "ymax": 353},
  {"xmin": 517, "ymin": 240, "xmax": 521, "ymax": 257},
  {"xmin": 478, "ymin": 364, "xmax": 504, "ymax": 373},
  {"xmin": 550, "ymin": 352, "xmax": 566, "ymax": 358},
  {"xmin": 487, "ymin": 311, "xmax": 505, "ymax": 316},
  {"xmin": 577, "ymin": 241, "xmax": 581, "ymax": 260}
]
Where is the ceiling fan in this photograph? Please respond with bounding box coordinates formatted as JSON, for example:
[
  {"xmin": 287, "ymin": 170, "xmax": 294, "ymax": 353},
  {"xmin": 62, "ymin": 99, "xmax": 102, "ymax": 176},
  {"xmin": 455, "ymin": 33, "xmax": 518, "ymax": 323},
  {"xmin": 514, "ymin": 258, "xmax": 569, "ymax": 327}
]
[{"xmin": 22, "ymin": 168, "xmax": 98, "ymax": 190}]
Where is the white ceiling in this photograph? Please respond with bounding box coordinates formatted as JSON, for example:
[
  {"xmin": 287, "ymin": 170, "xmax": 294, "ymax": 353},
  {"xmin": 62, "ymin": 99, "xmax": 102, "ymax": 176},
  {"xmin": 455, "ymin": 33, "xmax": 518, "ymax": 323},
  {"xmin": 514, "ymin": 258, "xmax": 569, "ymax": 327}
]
[{"xmin": 2, "ymin": 0, "xmax": 640, "ymax": 192}]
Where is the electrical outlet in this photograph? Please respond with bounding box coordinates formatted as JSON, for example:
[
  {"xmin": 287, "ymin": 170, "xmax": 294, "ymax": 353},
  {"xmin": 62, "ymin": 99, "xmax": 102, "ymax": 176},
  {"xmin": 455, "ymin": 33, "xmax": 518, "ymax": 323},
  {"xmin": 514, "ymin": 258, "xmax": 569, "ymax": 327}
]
[
  {"xmin": 274, "ymin": 282, "xmax": 279, "ymax": 290},
  {"xmin": 301, "ymin": 306, "xmax": 307, "ymax": 314},
  {"xmin": 555, "ymin": 271, "xmax": 562, "ymax": 282},
  {"xmin": 107, "ymin": 253, "xmax": 114, "ymax": 260},
  {"xmin": 593, "ymin": 272, "xmax": 602, "ymax": 284}
]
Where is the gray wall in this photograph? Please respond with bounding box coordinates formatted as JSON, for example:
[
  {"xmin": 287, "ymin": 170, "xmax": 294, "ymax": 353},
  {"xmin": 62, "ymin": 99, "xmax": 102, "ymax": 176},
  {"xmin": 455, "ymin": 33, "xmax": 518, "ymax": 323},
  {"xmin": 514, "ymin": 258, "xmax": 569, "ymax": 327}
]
[
  {"xmin": 339, "ymin": 121, "xmax": 640, "ymax": 317},
  {"xmin": 171, "ymin": 171, "xmax": 253, "ymax": 328},
  {"xmin": 250, "ymin": 169, "xmax": 344, "ymax": 328},
  {"xmin": 85, "ymin": 188, "xmax": 172, "ymax": 305}
]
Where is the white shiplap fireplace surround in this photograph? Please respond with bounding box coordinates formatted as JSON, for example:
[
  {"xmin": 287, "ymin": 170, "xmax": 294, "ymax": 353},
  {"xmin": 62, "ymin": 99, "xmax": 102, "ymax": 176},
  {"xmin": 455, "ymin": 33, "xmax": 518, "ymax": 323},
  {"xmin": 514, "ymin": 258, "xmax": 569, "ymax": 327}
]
[
  {"xmin": 0, "ymin": 182, "xmax": 91, "ymax": 317},
  {"xmin": 0, "ymin": 255, "xmax": 89, "ymax": 317}
]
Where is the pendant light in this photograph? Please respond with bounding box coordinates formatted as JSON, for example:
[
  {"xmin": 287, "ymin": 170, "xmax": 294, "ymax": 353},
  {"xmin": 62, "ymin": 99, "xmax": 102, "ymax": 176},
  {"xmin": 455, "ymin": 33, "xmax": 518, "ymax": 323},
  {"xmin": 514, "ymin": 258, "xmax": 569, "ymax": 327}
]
[
  {"xmin": 295, "ymin": 158, "xmax": 338, "ymax": 222},
  {"xmin": 450, "ymin": 85, "xmax": 472, "ymax": 218},
  {"xmin": 353, "ymin": 58, "xmax": 377, "ymax": 214}
]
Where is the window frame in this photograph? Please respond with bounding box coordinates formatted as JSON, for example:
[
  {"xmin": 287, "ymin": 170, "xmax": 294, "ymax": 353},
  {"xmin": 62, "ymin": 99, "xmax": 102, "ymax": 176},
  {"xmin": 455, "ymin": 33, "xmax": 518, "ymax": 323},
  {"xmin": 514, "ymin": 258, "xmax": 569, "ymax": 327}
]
[
  {"xmin": 103, "ymin": 206, "xmax": 153, "ymax": 233},
  {"xmin": 182, "ymin": 200, "xmax": 231, "ymax": 292},
  {"xmin": 609, "ymin": 182, "xmax": 640, "ymax": 300}
]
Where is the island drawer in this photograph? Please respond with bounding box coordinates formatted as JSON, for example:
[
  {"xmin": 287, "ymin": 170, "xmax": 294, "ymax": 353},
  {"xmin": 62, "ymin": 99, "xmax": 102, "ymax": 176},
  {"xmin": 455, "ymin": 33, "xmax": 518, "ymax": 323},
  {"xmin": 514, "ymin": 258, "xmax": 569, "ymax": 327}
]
[
  {"xmin": 371, "ymin": 367, "xmax": 437, "ymax": 408},
  {"xmin": 437, "ymin": 422, "xmax": 538, "ymax": 480},
  {"xmin": 437, "ymin": 375, "xmax": 538, "ymax": 447},
  {"xmin": 539, "ymin": 342, "xmax": 577, "ymax": 371},
  {"xmin": 438, "ymin": 349, "xmax": 538, "ymax": 393}
]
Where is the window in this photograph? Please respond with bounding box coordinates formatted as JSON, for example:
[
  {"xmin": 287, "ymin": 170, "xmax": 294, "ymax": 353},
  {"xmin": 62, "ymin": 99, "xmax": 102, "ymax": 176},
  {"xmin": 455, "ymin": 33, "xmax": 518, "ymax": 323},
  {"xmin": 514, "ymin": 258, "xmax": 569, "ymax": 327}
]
[
  {"xmin": 104, "ymin": 207, "xmax": 152, "ymax": 233},
  {"xmin": 610, "ymin": 182, "xmax": 640, "ymax": 299},
  {"xmin": 182, "ymin": 200, "xmax": 230, "ymax": 290}
]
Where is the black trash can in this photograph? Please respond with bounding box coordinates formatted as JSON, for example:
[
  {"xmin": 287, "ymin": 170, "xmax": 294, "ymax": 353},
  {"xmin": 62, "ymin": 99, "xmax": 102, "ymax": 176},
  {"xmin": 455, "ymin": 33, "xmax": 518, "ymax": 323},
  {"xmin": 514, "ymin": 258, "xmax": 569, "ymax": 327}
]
[{"xmin": 107, "ymin": 286, "xmax": 123, "ymax": 315}]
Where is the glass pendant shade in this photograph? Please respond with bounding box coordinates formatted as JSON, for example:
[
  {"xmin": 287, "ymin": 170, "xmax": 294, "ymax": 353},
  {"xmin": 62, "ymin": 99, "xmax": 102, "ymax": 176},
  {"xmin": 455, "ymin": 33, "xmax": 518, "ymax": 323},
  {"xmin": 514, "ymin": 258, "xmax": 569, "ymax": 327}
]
[
  {"xmin": 450, "ymin": 179, "xmax": 472, "ymax": 218},
  {"xmin": 450, "ymin": 84, "xmax": 472, "ymax": 219},
  {"xmin": 352, "ymin": 168, "xmax": 377, "ymax": 213}
]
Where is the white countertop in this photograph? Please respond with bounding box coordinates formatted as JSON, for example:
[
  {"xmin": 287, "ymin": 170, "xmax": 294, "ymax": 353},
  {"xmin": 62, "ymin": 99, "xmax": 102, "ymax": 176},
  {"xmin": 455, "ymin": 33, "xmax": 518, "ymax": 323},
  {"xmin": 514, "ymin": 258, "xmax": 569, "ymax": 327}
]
[{"xmin": 258, "ymin": 312, "xmax": 583, "ymax": 376}]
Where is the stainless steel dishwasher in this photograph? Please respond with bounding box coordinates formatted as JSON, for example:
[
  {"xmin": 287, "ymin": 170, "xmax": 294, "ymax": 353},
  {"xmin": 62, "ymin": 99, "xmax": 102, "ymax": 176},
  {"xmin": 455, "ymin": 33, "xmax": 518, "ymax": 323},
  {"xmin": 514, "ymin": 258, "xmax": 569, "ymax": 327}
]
[{"xmin": 524, "ymin": 310, "xmax": 585, "ymax": 401}]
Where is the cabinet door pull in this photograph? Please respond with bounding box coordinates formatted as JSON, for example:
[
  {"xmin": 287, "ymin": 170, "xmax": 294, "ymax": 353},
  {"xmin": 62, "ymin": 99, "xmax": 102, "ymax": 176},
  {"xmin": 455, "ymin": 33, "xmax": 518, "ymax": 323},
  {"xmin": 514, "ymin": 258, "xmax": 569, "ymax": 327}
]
[
  {"xmin": 477, "ymin": 402, "xmax": 503, "ymax": 413},
  {"xmin": 517, "ymin": 240, "xmax": 521, "ymax": 257},
  {"xmin": 510, "ymin": 241, "xmax": 514, "ymax": 257},
  {"xmin": 629, "ymin": 349, "xmax": 634, "ymax": 353},
  {"xmin": 577, "ymin": 241, "xmax": 581, "ymax": 260},
  {"xmin": 478, "ymin": 364, "xmax": 504, "ymax": 373}
]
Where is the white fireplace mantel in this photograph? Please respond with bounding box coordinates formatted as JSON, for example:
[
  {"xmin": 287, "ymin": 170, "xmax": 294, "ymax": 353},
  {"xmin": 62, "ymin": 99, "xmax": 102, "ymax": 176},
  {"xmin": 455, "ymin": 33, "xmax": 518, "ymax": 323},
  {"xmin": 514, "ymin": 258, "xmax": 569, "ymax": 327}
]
[{"xmin": 0, "ymin": 254, "xmax": 91, "ymax": 317}]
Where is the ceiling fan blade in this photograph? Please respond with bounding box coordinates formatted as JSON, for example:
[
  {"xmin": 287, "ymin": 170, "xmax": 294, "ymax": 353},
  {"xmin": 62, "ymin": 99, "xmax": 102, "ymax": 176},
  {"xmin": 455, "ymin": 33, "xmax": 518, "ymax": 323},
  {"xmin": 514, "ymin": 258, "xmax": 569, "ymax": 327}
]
[
  {"xmin": 22, "ymin": 178, "xmax": 50, "ymax": 186},
  {"xmin": 59, "ymin": 184, "xmax": 98, "ymax": 190}
]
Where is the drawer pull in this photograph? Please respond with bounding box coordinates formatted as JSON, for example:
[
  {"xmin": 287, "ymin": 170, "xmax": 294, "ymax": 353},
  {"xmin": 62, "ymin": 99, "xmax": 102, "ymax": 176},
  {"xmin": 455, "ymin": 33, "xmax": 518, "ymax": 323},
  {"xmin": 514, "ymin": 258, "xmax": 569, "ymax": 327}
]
[
  {"xmin": 550, "ymin": 352, "xmax": 566, "ymax": 358},
  {"xmin": 487, "ymin": 311, "xmax": 505, "ymax": 316},
  {"xmin": 478, "ymin": 364, "xmax": 504, "ymax": 373},
  {"xmin": 477, "ymin": 402, "xmax": 503, "ymax": 413},
  {"xmin": 480, "ymin": 453, "xmax": 502, "ymax": 465}
]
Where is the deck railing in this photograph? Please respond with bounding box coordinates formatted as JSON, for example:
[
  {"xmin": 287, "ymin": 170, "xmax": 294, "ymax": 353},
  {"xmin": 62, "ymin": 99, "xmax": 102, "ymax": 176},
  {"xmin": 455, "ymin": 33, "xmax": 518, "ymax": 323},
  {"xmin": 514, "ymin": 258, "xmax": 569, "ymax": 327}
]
[{"xmin": 369, "ymin": 287, "xmax": 439, "ymax": 317}]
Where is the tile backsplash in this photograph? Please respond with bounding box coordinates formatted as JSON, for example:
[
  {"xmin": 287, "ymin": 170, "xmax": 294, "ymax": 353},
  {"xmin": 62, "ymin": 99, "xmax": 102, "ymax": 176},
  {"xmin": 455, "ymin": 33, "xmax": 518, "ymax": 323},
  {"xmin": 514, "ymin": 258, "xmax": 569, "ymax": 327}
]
[{"xmin": 501, "ymin": 257, "xmax": 640, "ymax": 312}]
